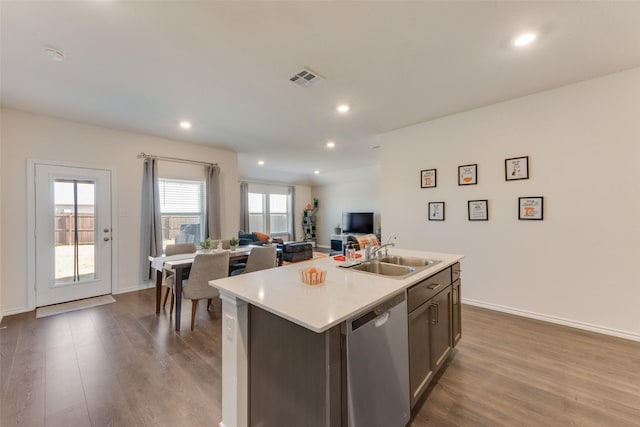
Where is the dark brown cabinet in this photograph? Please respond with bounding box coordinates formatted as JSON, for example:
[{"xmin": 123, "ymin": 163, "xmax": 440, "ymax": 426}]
[
  {"xmin": 407, "ymin": 265, "xmax": 457, "ymax": 408},
  {"xmin": 408, "ymin": 297, "xmax": 434, "ymax": 406},
  {"xmin": 451, "ymin": 262, "xmax": 462, "ymax": 347}
]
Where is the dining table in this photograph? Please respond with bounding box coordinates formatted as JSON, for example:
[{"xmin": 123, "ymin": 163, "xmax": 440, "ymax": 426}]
[{"xmin": 149, "ymin": 246, "xmax": 282, "ymax": 330}]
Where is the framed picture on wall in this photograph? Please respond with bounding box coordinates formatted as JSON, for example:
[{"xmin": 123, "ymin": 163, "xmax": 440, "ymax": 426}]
[
  {"xmin": 505, "ymin": 156, "xmax": 529, "ymax": 181},
  {"xmin": 468, "ymin": 199, "xmax": 488, "ymax": 221},
  {"xmin": 420, "ymin": 169, "xmax": 437, "ymax": 188},
  {"xmin": 428, "ymin": 202, "xmax": 445, "ymax": 221},
  {"xmin": 519, "ymin": 196, "xmax": 543, "ymax": 220},
  {"xmin": 458, "ymin": 164, "xmax": 477, "ymax": 185}
]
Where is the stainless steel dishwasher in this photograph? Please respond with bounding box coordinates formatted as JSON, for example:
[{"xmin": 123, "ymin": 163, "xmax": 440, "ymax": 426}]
[{"xmin": 345, "ymin": 292, "xmax": 410, "ymax": 427}]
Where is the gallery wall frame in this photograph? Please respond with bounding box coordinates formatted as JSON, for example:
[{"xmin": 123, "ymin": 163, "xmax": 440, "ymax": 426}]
[
  {"xmin": 458, "ymin": 164, "xmax": 477, "ymax": 185},
  {"xmin": 420, "ymin": 169, "xmax": 437, "ymax": 188},
  {"xmin": 505, "ymin": 156, "xmax": 529, "ymax": 181},
  {"xmin": 468, "ymin": 199, "xmax": 488, "ymax": 221},
  {"xmin": 519, "ymin": 196, "xmax": 543, "ymax": 220},
  {"xmin": 428, "ymin": 202, "xmax": 445, "ymax": 221}
]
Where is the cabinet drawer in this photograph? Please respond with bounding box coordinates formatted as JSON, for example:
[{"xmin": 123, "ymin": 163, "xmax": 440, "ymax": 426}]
[
  {"xmin": 407, "ymin": 267, "xmax": 451, "ymax": 313},
  {"xmin": 452, "ymin": 262, "xmax": 461, "ymax": 282}
]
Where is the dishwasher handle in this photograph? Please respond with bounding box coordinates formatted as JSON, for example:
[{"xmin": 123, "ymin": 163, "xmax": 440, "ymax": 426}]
[{"xmin": 374, "ymin": 311, "xmax": 390, "ymax": 328}]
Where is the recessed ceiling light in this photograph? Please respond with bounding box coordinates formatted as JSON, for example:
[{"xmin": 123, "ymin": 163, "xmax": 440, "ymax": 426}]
[
  {"xmin": 336, "ymin": 104, "xmax": 350, "ymax": 113},
  {"xmin": 513, "ymin": 32, "xmax": 537, "ymax": 47},
  {"xmin": 314, "ymin": 170, "xmax": 320, "ymax": 175},
  {"xmin": 326, "ymin": 141, "xmax": 335, "ymax": 148},
  {"xmin": 258, "ymin": 160, "xmax": 265, "ymax": 166},
  {"xmin": 44, "ymin": 47, "xmax": 65, "ymax": 62},
  {"xmin": 179, "ymin": 121, "xmax": 192, "ymax": 129}
]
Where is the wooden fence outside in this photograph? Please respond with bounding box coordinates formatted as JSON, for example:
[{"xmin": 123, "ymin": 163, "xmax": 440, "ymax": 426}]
[{"xmin": 55, "ymin": 213, "xmax": 95, "ymax": 245}]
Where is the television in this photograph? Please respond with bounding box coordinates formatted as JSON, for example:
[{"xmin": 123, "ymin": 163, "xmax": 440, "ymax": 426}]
[{"xmin": 342, "ymin": 212, "xmax": 374, "ymax": 235}]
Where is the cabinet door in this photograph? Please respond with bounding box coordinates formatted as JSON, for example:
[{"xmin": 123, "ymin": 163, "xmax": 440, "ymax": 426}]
[
  {"xmin": 431, "ymin": 286, "xmax": 452, "ymax": 373},
  {"xmin": 452, "ymin": 279, "xmax": 462, "ymax": 347},
  {"xmin": 408, "ymin": 300, "xmax": 433, "ymax": 408}
]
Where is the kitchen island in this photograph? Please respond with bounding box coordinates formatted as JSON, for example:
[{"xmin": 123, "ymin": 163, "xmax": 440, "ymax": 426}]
[{"xmin": 209, "ymin": 248, "xmax": 463, "ymax": 427}]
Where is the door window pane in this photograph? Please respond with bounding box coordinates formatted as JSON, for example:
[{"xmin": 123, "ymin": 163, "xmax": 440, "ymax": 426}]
[{"xmin": 54, "ymin": 180, "xmax": 96, "ymax": 284}]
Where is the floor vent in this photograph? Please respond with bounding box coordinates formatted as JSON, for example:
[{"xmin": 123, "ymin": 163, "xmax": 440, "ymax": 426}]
[{"xmin": 289, "ymin": 67, "xmax": 324, "ymax": 88}]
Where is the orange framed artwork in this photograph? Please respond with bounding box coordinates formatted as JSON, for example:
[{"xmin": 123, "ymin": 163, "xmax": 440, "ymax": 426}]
[
  {"xmin": 420, "ymin": 169, "xmax": 437, "ymax": 188},
  {"xmin": 458, "ymin": 164, "xmax": 477, "ymax": 185},
  {"xmin": 519, "ymin": 197, "xmax": 543, "ymax": 220}
]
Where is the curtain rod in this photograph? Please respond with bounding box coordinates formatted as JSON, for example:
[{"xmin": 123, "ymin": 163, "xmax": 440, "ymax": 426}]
[{"xmin": 137, "ymin": 152, "xmax": 218, "ymax": 167}]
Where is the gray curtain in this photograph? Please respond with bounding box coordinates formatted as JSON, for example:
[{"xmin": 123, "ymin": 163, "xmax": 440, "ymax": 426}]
[
  {"xmin": 205, "ymin": 165, "xmax": 222, "ymax": 240},
  {"xmin": 288, "ymin": 186, "xmax": 295, "ymax": 241},
  {"xmin": 141, "ymin": 158, "xmax": 162, "ymax": 281},
  {"xmin": 239, "ymin": 182, "xmax": 249, "ymax": 232}
]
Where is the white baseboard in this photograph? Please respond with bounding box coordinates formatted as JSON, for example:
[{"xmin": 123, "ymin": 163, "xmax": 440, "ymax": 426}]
[
  {"xmin": 1, "ymin": 306, "xmax": 32, "ymax": 317},
  {"xmin": 462, "ymin": 298, "xmax": 640, "ymax": 343},
  {"xmin": 112, "ymin": 282, "xmax": 155, "ymax": 295}
]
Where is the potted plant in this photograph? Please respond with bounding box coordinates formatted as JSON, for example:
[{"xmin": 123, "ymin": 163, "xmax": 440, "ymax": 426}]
[
  {"xmin": 200, "ymin": 237, "xmax": 214, "ymax": 252},
  {"xmin": 229, "ymin": 237, "xmax": 239, "ymax": 251},
  {"xmin": 334, "ymin": 223, "xmax": 342, "ymax": 234}
]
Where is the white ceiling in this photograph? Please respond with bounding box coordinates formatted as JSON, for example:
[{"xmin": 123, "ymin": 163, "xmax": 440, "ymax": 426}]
[{"xmin": 2, "ymin": 1, "xmax": 640, "ymax": 185}]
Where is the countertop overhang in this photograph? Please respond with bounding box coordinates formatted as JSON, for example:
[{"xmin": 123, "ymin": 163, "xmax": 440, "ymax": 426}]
[{"xmin": 209, "ymin": 248, "xmax": 464, "ymax": 333}]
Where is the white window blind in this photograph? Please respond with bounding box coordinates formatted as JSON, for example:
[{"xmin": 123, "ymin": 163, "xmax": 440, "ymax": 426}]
[{"xmin": 158, "ymin": 178, "xmax": 205, "ymax": 246}]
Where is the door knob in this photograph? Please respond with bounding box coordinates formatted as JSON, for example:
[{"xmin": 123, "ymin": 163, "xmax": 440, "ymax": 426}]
[
  {"xmin": 104, "ymin": 228, "xmax": 110, "ymax": 233},
  {"xmin": 104, "ymin": 237, "xmax": 110, "ymax": 241}
]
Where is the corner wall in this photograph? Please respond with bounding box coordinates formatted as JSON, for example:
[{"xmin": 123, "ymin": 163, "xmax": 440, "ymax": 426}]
[
  {"xmin": 311, "ymin": 165, "xmax": 380, "ymax": 248},
  {"xmin": 0, "ymin": 109, "xmax": 240, "ymax": 314},
  {"xmin": 380, "ymin": 67, "xmax": 640, "ymax": 340}
]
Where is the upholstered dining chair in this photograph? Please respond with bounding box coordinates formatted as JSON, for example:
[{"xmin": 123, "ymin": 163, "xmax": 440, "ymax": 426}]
[
  {"xmin": 182, "ymin": 252, "xmax": 229, "ymax": 330},
  {"xmin": 230, "ymin": 245, "xmax": 277, "ymax": 276},
  {"xmin": 162, "ymin": 243, "xmax": 197, "ymax": 314}
]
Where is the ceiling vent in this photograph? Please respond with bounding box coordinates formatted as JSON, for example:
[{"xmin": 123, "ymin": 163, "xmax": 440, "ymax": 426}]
[{"xmin": 289, "ymin": 67, "xmax": 324, "ymax": 88}]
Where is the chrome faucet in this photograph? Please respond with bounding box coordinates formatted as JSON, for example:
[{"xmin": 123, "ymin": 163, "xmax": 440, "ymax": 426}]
[{"xmin": 366, "ymin": 235, "xmax": 396, "ymax": 260}]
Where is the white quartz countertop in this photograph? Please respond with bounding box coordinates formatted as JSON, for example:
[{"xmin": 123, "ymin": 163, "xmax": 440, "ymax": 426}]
[{"xmin": 209, "ymin": 248, "xmax": 464, "ymax": 333}]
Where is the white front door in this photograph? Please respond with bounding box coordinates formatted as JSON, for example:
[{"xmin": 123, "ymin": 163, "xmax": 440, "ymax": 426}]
[{"xmin": 35, "ymin": 164, "xmax": 112, "ymax": 306}]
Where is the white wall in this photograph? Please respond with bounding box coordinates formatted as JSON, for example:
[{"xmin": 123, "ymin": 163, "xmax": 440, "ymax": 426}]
[
  {"xmin": 0, "ymin": 109, "xmax": 240, "ymax": 314},
  {"xmin": 311, "ymin": 165, "xmax": 380, "ymax": 248},
  {"xmin": 380, "ymin": 68, "xmax": 640, "ymax": 340},
  {"xmin": 0, "ymin": 110, "xmax": 3, "ymax": 322}
]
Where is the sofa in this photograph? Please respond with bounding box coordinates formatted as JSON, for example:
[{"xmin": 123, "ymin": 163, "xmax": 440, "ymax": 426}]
[{"xmin": 238, "ymin": 231, "xmax": 284, "ymax": 246}]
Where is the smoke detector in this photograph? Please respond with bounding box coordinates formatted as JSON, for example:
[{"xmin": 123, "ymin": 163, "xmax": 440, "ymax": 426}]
[{"xmin": 289, "ymin": 67, "xmax": 324, "ymax": 88}]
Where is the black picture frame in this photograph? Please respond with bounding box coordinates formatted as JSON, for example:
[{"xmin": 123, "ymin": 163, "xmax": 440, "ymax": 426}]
[
  {"xmin": 468, "ymin": 199, "xmax": 488, "ymax": 221},
  {"xmin": 420, "ymin": 169, "xmax": 437, "ymax": 188},
  {"xmin": 428, "ymin": 202, "xmax": 445, "ymax": 221},
  {"xmin": 458, "ymin": 164, "xmax": 478, "ymax": 185},
  {"xmin": 505, "ymin": 156, "xmax": 529, "ymax": 181},
  {"xmin": 519, "ymin": 196, "xmax": 543, "ymax": 220}
]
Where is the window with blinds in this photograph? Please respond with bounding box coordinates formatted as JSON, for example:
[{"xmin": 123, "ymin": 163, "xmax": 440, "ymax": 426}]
[
  {"xmin": 158, "ymin": 178, "xmax": 204, "ymax": 247},
  {"xmin": 248, "ymin": 189, "xmax": 290, "ymax": 236}
]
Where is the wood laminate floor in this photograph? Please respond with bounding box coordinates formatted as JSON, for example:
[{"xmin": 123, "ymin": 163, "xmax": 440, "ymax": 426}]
[{"xmin": 1, "ymin": 289, "xmax": 639, "ymax": 426}]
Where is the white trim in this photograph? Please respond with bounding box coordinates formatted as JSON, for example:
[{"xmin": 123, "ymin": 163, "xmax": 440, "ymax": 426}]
[
  {"xmin": 112, "ymin": 282, "xmax": 155, "ymax": 295},
  {"xmin": 27, "ymin": 159, "xmax": 118, "ymax": 310},
  {"xmin": 1, "ymin": 305, "xmax": 32, "ymax": 317},
  {"xmin": 462, "ymin": 298, "xmax": 640, "ymax": 343}
]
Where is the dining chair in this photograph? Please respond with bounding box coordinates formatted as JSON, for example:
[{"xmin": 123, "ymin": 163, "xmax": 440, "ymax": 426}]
[
  {"xmin": 182, "ymin": 252, "xmax": 229, "ymax": 330},
  {"xmin": 230, "ymin": 245, "xmax": 277, "ymax": 276},
  {"xmin": 162, "ymin": 243, "xmax": 197, "ymax": 314}
]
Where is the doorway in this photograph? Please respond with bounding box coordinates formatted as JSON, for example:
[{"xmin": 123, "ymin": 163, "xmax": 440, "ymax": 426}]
[{"xmin": 34, "ymin": 163, "xmax": 112, "ymax": 307}]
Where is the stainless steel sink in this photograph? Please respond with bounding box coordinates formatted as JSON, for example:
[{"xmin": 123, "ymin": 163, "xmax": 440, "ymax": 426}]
[
  {"xmin": 346, "ymin": 256, "xmax": 442, "ymax": 280},
  {"xmin": 378, "ymin": 256, "xmax": 441, "ymax": 268},
  {"xmin": 351, "ymin": 261, "xmax": 415, "ymax": 276}
]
